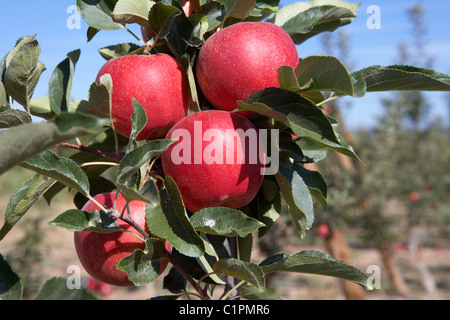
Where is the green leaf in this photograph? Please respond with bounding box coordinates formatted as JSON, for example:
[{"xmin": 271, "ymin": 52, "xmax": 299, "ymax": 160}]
[
  {"xmin": 48, "ymin": 49, "xmax": 81, "ymax": 114},
  {"xmin": 0, "ymin": 113, "xmax": 108, "ymax": 176},
  {"xmin": 189, "ymin": 2, "xmax": 224, "ymax": 33},
  {"xmin": 149, "ymin": 2, "xmax": 202, "ymax": 59},
  {"xmin": 0, "ymin": 82, "xmax": 6, "ymax": 107},
  {"xmin": 352, "ymin": 65, "xmax": 450, "ymax": 97},
  {"xmin": 275, "ymin": 166, "xmax": 313, "ymax": 237},
  {"xmin": 261, "ymin": 250, "xmax": 372, "ymax": 290},
  {"xmin": 98, "ymin": 43, "xmax": 142, "ymax": 60},
  {"xmin": 293, "ymin": 163, "xmax": 328, "ymax": 209},
  {"xmin": 29, "ymin": 96, "xmax": 56, "ymax": 120},
  {"xmin": 88, "ymin": 73, "xmax": 113, "ymax": 118},
  {"xmin": 148, "ymin": 1, "xmax": 181, "ymax": 34},
  {"xmin": 115, "ymin": 238, "xmax": 165, "ymax": 286},
  {"xmin": 238, "ymin": 88, "xmax": 360, "ymax": 161},
  {"xmin": 111, "ymin": 0, "xmax": 155, "ymax": 29},
  {"xmin": 0, "ymin": 254, "xmax": 23, "ymax": 300},
  {"xmin": 287, "ymin": 56, "xmax": 354, "ymax": 96},
  {"xmin": 4, "ymin": 39, "xmax": 46, "ymax": 110},
  {"xmin": 0, "ymin": 108, "xmax": 31, "ymax": 128},
  {"xmin": 0, "ymin": 174, "xmax": 56, "ymax": 241},
  {"xmin": 190, "ymin": 207, "xmax": 265, "ymax": 237},
  {"xmin": 34, "ymin": 277, "xmax": 98, "ymax": 300},
  {"xmin": 77, "ymin": 0, "xmax": 122, "ymax": 30},
  {"xmin": 146, "ymin": 176, "xmax": 205, "ymax": 257},
  {"xmin": 213, "ymin": 258, "xmax": 265, "ymax": 290},
  {"xmin": 126, "ymin": 98, "xmax": 148, "ymax": 152},
  {"xmin": 273, "ymin": 0, "xmax": 360, "ymax": 45},
  {"xmin": 49, "ymin": 209, "xmax": 120, "ymax": 233},
  {"xmin": 239, "ymin": 283, "xmax": 281, "ymax": 300},
  {"xmin": 117, "ymin": 138, "xmax": 175, "ymax": 185},
  {"xmin": 22, "ymin": 150, "xmax": 90, "ymax": 195}
]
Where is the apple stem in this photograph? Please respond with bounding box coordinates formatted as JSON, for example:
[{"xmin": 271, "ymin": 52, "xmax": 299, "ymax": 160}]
[{"xmin": 120, "ymin": 215, "xmax": 151, "ymax": 240}]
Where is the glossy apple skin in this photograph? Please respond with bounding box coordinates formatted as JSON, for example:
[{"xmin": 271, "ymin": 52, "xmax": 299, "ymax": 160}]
[
  {"xmin": 161, "ymin": 110, "xmax": 266, "ymax": 212},
  {"xmin": 95, "ymin": 54, "xmax": 190, "ymax": 140},
  {"xmin": 74, "ymin": 192, "xmax": 170, "ymax": 287},
  {"xmin": 196, "ymin": 22, "xmax": 299, "ymax": 112}
]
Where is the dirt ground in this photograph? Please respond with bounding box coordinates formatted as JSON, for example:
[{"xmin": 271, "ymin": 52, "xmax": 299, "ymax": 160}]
[{"xmin": 1, "ymin": 187, "xmax": 449, "ymax": 301}]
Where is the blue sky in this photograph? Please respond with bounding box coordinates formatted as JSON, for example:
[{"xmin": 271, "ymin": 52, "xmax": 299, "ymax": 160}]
[{"xmin": 1, "ymin": 0, "xmax": 449, "ymax": 129}]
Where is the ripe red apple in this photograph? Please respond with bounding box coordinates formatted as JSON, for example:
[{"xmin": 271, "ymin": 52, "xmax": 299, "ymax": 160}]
[
  {"xmin": 95, "ymin": 53, "xmax": 190, "ymax": 140},
  {"xmin": 142, "ymin": 0, "xmax": 200, "ymax": 40},
  {"xmin": 74, "ymin": 192, "xmax": 171, "ymax": 287},
  {"xmin": 409, "ymin": 191, "xmax": 420, "ymax": 202},
  {"xmin": 317, "ymin": 223, "xmax": 331, "ymax": 238},
  {"xmin": 161, "ymin": 110, "xmax": 266, "ymax": 212},
  {"xmin": 196, "ymin": 22, "xmax": 299, "ymax": 112}
]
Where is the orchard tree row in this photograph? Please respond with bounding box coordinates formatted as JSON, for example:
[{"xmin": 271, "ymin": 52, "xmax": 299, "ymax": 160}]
[{"xmin": 1, "ymin": 0, "xmax": 450, "ymax": 300}]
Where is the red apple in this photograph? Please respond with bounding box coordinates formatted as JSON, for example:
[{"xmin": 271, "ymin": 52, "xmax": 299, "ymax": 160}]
[
  {"xmin": 161, "ymin": 110, "xmax": 266, "ymax": 212},
  {"xmin": 95, "ymin": 53, "xmax": 190, "ymax": 140},
  {"xmin": 196, "ymin": 22, "xmax": 299, "ymax": 112},
  {"xmin": 74, "ymin": 192, "xmax": 171, "ymax": 287}
]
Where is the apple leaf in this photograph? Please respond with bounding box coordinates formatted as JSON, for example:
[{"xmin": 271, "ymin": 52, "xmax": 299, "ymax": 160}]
[
  {"xmin": 146, "ymin": 176, "xmax": 205, "ymax": 258},
  {"xmin": 189, "ymin": 2, "xmax": 224, "ymax": 33},
  {"xmin": 22, "ymin": 150, "xmax": 90, "ymax": 196},
  {"xmin": 77, "ymin": 0, "xmax": 122, "ymax": 31},
  {"xmin": 239, "ymin": 282, "xmax": 281, "ymax": 300},
  {"xmin": 111, "ymin": 0, "xmax": 155, "ymax": 29},
  {"xmin": 0, "ymin": 254, "xmax": 23, "ymax": 300},
  {"xmin": 150, "ymin": 2, "xmax": 202, "ymax": 59},
  {"xmin": 127, "ymin": 99, "xmax": 148, "ymax": 153},
  {"xmin": 238, "ymin": 88, "xmax": 360, "ymax": 162},
  {"xmin": 116, "ymin": 238, "xmax": 166, "ymax": 286},
  {"xmin": 0, "ymin": 174, "xmax": 56, "ymax": 241},
  {"xmin": 351, "ymin": 65, "xmax": 450, "ymax": 97},
  {"xmin": 34, "ymin": 277, "xmax": 98, "ymax": 300},
  {"xmin": 213, "ymin": 258, "xmax": 265, "ymax": 291},
  {"xmin": 0, "ymin": 83, "xmax": 7, "ymax": 107},
  {"xmin": 0, "ymin": 113, "xmax": 109, "ymax": 176},
  {"xmin": 48, "ymin": 49, "xmax": 81, "ymax": 114},
  {"xmin": 29, "ymin": 96, "xmax": 56, "ymax": 120},
  {"xmin": 275, "ymin": 166, "xmax": 314, "ymax": 238},
  {"xmin": 49, "ymin": 209, "xmax": 120, "ymax": 233},
  {"xmin": 3, "ymin": 39, "xmax": 46, "ymax": 111},
  {"xmin": 190, "ymin": 207, "xmax": 265, "ymax": 237},
  {"xmin": 0, "ymin": 108, "xmax": 32, "ymax": 129},
  {"xmin": 216, "ymin": 0, "xmax": 256, "ymax": 21},
  {"xmin": 281, "ymin": 56, "xmax": 354, "ymax": 96},
  {"xmin": 260, "ymin": 250, "xmax": 372, "ymax": 290},
  {"xmin": 272, "ymin": 0, "xmax": 360, "ymax": 44},
  {"xmin": 117, "ymin": 138, "xmax": 175, "ymax": 185},
  {"xmin": 88, "ymin": 73, "xmax": 113, "ymax": 119},
  {"xmin": 98, "ymin": 43, "xmax": 142, "ymax": 61}
]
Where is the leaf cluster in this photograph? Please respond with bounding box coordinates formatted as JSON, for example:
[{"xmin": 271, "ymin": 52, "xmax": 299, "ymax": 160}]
[{"xmin": 1, "ymin": 0, "xmax": 450, "ymax": 300}]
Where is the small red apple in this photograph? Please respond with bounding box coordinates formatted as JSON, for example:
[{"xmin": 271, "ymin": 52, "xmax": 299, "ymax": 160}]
[
  {"xmin": 95, "ymin": 53, "xmax": 190, "ymax": 140},
  {"xmin": 141, "ymin": 0, "xmax": 200, "ymax": 41},
  {"xmin": 409, "ymin": 191, "xmax": 420, "ymax": 202},
  {"xmin": 74, "ymin": 192, "xmax": 171, "ymax": 287},
  {"xmin": 161, "ymin": 110, "xmax": 266, "ymax": 212},
  {"xmin": 196, "ymin": 22, "xmax": 299, "ymax": 112}
]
